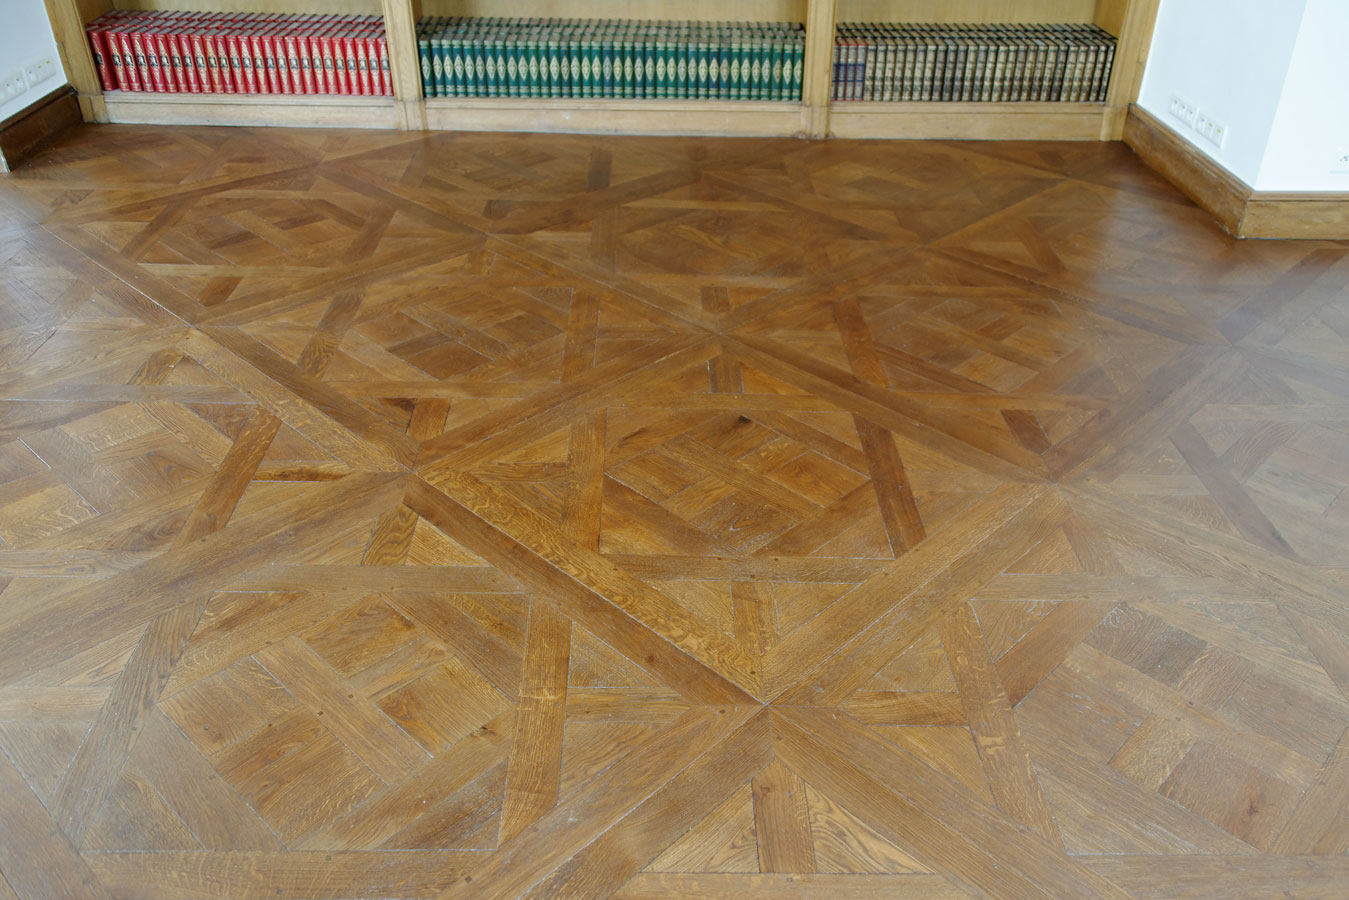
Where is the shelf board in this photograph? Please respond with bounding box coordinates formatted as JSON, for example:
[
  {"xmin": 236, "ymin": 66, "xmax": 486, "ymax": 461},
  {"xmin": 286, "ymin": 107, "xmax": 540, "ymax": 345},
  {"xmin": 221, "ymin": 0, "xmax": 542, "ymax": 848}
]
[
  {"xmin": 828, "ymin": 101, "xmax": 1114, "ymax": 140},
  {"xmin": 423, "ymin": 98, "xmax": 811, "ymax": 137},
  {"xmin": 101, "ymin": 92, "xmax": 402, "ymax": 129}
]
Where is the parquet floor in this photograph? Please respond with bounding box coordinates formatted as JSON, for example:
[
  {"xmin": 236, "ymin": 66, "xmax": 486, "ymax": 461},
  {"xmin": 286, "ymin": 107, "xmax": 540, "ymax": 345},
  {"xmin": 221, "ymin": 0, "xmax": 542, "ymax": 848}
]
[{"xmin": 0, "ymin": 124, "xmax": 1347, "ymax": 900}]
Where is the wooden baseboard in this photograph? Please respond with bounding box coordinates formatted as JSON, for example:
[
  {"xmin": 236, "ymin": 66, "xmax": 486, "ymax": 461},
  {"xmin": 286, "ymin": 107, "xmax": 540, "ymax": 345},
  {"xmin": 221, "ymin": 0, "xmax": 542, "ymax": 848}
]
[
  {"xmin": 1124, "ymin": 104, "xmax": 1349, "ymax": 240},
  {"xmin": 0, "ymin": 85, "xmax": 82, "ymax": 173}
]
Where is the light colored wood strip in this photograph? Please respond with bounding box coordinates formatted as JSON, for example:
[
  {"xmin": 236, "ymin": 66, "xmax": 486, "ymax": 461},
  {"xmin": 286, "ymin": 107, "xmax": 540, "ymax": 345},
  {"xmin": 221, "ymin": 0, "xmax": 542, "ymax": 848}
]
[
  {"xmin": 175, "ymin": 409, "xmax": 282, "ymax": 548},
  {"xmin": 941, "ymin": 603, "xmax": 1061, "ymax": 845},
  {"xmin": 51, "ymin": 596, "xmax": 206, "ymax": 846},
  {"xmin": 1081, "ymin": 855, "xmax": 1349, "ymax": 900},
  {"xmin": 499, "ymin": 604, "xmax": 571, "ymax": 844},
  {"xmin": 361, "ymin": 505, "xmax": 418, "ymax": 566},
  {"xmin": 85, "ymin": 850, "xmax": 475, "ymax": 900},
  {"xmin": 855, "ymin": 417, "xmax": 926, "ymax": 554},
  {"xmin": 408, "ymin": 475, "xmax": 757, "ymax": 704},
  {"xmin": 841, "ymin": 692, "xmax": 967, "ymax": 726},
  {"xmin": 562, "ymin": 412, "xmax": 605, "ymax": 553},
  {"xmin": 612, "ymin": 872, "xmax": 972, "ymax": 899},
  {"xmin": 753, "ymin": 757, "xmax": 817, "ymax": 873}
]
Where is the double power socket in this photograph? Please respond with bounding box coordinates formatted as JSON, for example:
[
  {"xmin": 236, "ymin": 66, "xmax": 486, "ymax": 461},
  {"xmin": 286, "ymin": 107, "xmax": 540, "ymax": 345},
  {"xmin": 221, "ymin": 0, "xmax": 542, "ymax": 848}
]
[
  {"xmin": 1, "ymin": 54, "xmax": 60, "ymax": 106},
  {"xmin": 1169, "ymin": 94, "xmax": 1227, "ymax": 150}
]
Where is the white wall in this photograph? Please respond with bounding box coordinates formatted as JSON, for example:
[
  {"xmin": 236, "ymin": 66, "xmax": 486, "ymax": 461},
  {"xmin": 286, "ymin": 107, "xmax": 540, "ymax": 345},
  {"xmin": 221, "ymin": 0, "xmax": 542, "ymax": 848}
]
[
  {"xmin": 1257, "ymin": 0, "xmax": 1349, "ymax": 191},
  {"xmin": 1137, "ymin": 0, "xmax": 1306, "ymax": 187},
  {"xmin": 1138, "ymin": 0, "xmax": 1348, "ymax": 193},
  {"xmin": 0, "ymin": 0, "xmax": 68, "ymax": 121}
]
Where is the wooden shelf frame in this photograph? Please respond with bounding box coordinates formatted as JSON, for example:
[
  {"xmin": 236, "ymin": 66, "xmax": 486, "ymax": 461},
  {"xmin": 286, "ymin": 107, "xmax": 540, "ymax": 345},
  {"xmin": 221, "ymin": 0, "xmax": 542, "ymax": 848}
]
[{"xmin": 41, "ymin": 0, "xmax": 1159, "ymax": 139}]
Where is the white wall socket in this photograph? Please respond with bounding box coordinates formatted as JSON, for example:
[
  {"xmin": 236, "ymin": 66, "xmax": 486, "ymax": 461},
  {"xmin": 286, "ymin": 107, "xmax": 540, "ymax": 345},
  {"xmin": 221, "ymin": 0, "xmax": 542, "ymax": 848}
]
[
  {"xmin": 23, "ymin": 55, "xmax": 59, "ymax": 88},
  {"xmin": 0, "ymin": 70, "xmax": 26, "ymax": 104},
  {"xmin": 1194, "ymin": 112, "xmax": 1227, "ymax": 149},
  {"xmin": 1334, "ymin": 151, "xmax": 1349, "ymax": 174},
  {"xmin": 1169, "ymin": 93, "xmax": 1198, "ymax": 128}
]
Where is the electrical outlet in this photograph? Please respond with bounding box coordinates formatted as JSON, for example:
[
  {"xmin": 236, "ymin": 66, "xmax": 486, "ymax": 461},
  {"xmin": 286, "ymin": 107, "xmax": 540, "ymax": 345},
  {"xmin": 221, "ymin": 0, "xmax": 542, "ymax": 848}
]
[
  {"xmin": 1194, "ymin": 112, "xmax": 1226, "ymax": 149},
  {"xmin": 0, "ymin": 70, "xmax": 26, "ymax": 104},
  {"xmin": 22, "ymin": 54, "xmax": 58, "ymax": 88},
  {"xmin": 1169, "ymin": 93, "xmax": 1198, "ymax": 128},
  {"xmin": 1334, "ymin": 151, "xmax": 1349, "ymax": 174}
]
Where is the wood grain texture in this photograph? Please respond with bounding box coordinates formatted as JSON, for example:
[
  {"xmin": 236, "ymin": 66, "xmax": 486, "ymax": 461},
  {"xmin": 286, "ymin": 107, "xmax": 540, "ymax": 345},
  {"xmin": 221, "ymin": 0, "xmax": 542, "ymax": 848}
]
[{"xmin": 0, "ymin": 122, "xmax": 1346, "ymax": 900}]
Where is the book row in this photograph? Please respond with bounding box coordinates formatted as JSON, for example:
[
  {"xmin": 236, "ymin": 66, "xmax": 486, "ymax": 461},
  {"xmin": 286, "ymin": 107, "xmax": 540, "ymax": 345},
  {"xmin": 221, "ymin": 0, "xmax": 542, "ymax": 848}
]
[
  {"xmin": 833, "ymin": 22, "xmax": 1117, "ymax": 103},
  {"xmin": 417, "ymin": 18, "xmax": 805, "ymax": 101},
  {"xmin": 85, "ymin": 9, "xmax": 393, "ymax": 97}
]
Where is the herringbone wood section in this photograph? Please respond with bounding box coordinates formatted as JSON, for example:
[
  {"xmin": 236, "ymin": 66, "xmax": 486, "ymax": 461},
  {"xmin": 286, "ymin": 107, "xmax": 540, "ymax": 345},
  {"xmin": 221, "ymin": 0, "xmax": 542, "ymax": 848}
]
[{"xmin": 1, "ymin": 124, "xmax": 1348, "ymax": 900}]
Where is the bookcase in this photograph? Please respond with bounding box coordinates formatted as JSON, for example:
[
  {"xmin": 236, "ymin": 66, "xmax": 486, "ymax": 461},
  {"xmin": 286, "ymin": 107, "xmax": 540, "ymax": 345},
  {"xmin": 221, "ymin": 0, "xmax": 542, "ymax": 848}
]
[{"xmin": 42, "ymin": 0, "xmax": 1159, "ymax": 140}]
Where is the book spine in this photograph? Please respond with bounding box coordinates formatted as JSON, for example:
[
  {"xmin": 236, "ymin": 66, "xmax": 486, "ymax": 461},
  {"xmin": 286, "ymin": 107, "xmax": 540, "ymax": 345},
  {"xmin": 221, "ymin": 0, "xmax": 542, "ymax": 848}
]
[
  {"xmin": 1097, "ymin": 37, "xmax": 1116, "ymax": 102},
  {"xmin": 247, "ymin": 32, "xmax": 266, "ymax": 95},
  {"xmin": 175, "ymin": 30, "xmax": 199, "ymax": 94},
  {"xmin": 360, "ymin": 34, "xmax": 376, "ymax": 96},
  {"xmin": 298, "ymin": 32, "xmax": 316, "ymax": 95},
  {"xmin": 338, "ymin": 35, "xmax": 355, "ymax": 95},
  {"xmin": 160, "ymin": 30, "xmax": 185, "ymax": 92},
  {"xmin": 105, "ymin": 27, "xmax": 127, "ymax": 92},
  {"xmin": 145, "ymin": 28, "xmax": 167, "ymax": 92},
  {"xmin": 221, "ymin": 31, "xmax": 243, "ymax": 95},
  {"xmin": 188, "ymin": 32, "xmax": 210, "ymax": 94},
  {"xmin": 129, "ymin": 29, "xmax": 155, "ymax": 92},
  {"xmin": 419, "ymin": 33, "xmax": 433, "ymax": 98},
  {"xmin": 88, "ymin": 25, "xmax": 118, "ymax": 91}
]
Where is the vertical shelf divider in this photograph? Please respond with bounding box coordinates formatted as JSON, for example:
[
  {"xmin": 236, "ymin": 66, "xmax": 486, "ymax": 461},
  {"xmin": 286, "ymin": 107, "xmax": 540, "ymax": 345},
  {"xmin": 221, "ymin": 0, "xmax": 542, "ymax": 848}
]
[
  {"xmin": 803, "ymin": 0, "xmax": 837, "ymax": 137},
  {"xmin": 381, "ymin": 0, "xmax": 423, "ymax": 128}
]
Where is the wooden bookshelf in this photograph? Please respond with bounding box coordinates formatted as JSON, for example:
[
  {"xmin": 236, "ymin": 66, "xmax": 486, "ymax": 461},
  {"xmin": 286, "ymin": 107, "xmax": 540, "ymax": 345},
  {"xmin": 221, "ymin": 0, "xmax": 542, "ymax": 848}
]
[{"xmin": 43, "ymin": 0, "xmax": 1160, "ymax": 140}]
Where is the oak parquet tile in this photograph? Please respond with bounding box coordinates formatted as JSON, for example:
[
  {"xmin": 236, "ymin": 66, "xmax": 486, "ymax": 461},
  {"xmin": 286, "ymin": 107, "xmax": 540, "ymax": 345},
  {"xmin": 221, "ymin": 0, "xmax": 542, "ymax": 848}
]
[{"xmin": 3, "ymin": 124, "xmax": 1349, "ymax": 899}]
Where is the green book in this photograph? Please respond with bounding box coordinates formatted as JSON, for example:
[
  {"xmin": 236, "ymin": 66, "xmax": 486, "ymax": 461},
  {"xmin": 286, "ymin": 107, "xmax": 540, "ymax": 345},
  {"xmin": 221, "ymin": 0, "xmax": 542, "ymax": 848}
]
[
  {"xmin": 791, "ymin": 34, "xmax": 803, "ymax": 101},
  {"xmin": 769, "ymin": 37, "xmax": 783, "ymax": 102}
]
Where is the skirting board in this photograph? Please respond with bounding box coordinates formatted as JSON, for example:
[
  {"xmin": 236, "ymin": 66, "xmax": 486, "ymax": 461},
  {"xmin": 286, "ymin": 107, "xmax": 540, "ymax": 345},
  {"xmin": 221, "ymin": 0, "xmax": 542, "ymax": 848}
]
[
  {"xmin": 1124, "ymin": 104, "xmax": 1349, "ymax": 240},
  {"xmin": 0, "ymin": 85, "xmax": 82, "ymax": 173}
]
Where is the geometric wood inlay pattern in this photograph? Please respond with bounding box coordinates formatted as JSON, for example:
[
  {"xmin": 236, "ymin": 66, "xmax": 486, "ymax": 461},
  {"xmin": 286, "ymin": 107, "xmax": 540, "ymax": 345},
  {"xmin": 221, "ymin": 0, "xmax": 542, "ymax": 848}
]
[{"xmin": 1, "ymin": 124, "xmax": 1348, "ymax": 900}]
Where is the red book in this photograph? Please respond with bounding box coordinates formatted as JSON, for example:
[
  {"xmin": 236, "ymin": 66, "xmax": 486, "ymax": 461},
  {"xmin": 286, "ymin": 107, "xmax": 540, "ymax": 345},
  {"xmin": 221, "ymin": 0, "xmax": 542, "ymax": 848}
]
[
  {"xmin": 376, "ymin": 36, "xmax": 391, "ymax": 96},
  {"xmin": 249, "ymin": 32, "xmax": 270, "ymax": 94},
  {"xmin": 283, "ymin": 34, "xmax": 302, "ymax": 94},
  {"xmin": 152, "ymin": 30, "xmax": 178, "ymax": 92},
  {"xmin": 204, "ymin": 32, "xmax": 228, "ymax": 93},
  {"xmin": 87, "ymin": 23, "xmax": 117, "ymax": 91},
  {"xmin": 175, "ymin": 30, "xmax": 200, "ymax": 94},
  {"xmin": 108, "ymin": 27, "xmax": 133, "ymax": 91},
  {"xmin": 256, "ymin": 33, "xmax": 275, "ymax": 94},
  {"xmin": 237, "ymin": 27, "xmax": 256, "ymax": 94},
  {"xmin": 298, "ymin": 33, "xmax": 318, "ymax": 94},
  {"xmin": 339, "ymin": 35, "xmax": 357, "ymax": 95},
  {"xmin": 318, "ymin": 29, "xmax": 337, "ymax": 94},
  {"xmin": 130, "ymin": 30, "xmax": 156, "ymax": 92},
  {"xmin": 226, "ymin": 32, "xmax": 246, "ymax": 94},
  {"xmin": 189, "ymin": 32, "xmax": 213, "ymax": 94},
  {"xmin": 355, "ymin": 34, "xmax": 373, "ymax": 96}
]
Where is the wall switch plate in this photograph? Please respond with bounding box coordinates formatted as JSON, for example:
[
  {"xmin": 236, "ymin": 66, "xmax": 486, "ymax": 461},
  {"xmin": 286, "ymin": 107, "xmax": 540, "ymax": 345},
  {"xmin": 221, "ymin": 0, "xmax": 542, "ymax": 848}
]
[
  {"xmin": 1194, "ymin": 112, "xmax": 1226, "ymax": 149},
  {"xmin": 1169, "ymin": 93, "xmax": 1198, "ymax": 128},
  {"xmin": 23, "ymin": 55, "xmax": 58, "ymax": 88},
  {"xmin": 0, "ymin": 70, "xmax": 26, "ymax": 103}
]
